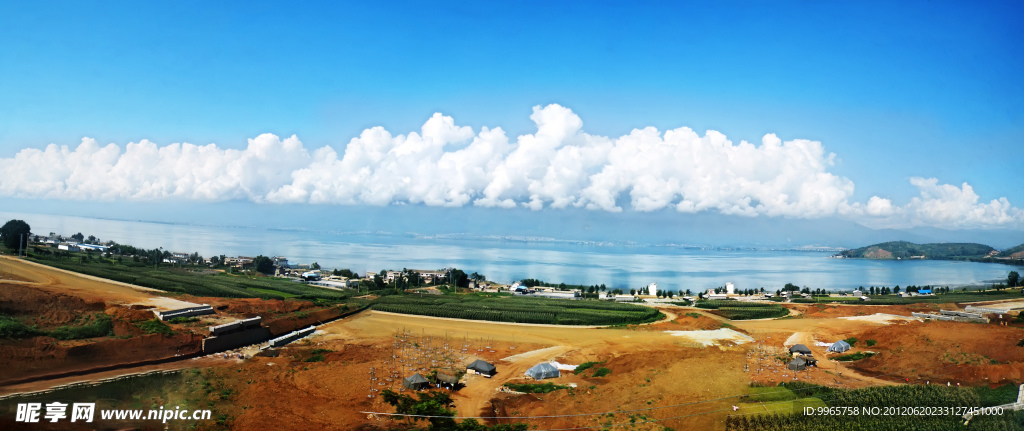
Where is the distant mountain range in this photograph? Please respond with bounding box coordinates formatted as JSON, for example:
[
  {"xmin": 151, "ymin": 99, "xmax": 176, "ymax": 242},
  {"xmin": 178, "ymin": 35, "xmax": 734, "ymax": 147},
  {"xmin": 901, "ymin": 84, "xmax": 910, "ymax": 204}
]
[
  {"xmin": 5, "ymin": 197, "xmax": 1024, "ymax": 251},
  {"xmin": 838, "ymin": 240, "xmax": 1024, "ymax": 261}
]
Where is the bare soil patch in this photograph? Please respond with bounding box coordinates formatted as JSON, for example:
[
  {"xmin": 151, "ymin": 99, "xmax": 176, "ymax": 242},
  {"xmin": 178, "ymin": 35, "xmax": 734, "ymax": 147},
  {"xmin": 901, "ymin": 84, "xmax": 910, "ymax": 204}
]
[
  {"xmin": 0, "ymin": 283, "xmax": 106, "ymax": 328},
  {"xmin": 845, "ymin": 320, "xmax": 1024, "ymax": 386}
]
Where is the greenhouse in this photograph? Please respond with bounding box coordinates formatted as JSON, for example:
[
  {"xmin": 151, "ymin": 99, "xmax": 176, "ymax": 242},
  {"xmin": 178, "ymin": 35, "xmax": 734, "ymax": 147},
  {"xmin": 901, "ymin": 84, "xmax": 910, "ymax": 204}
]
[
  {"xmin": 525, "ymin": 362, "xmax": 561, "ymax": 380},
  {"xmin": 827, "ymin": 340, "xmax": 851, "ymax": 353},
  {"xmin": 788, "ymin": 357, "xmax": 808, "ymax": 371}
]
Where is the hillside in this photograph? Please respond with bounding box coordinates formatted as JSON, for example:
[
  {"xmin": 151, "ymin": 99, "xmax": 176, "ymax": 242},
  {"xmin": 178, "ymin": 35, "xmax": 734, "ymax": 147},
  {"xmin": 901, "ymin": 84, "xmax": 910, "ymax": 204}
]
[
  {"xmin": 1000, "ymin": 242, "xmax": 1024, "ymax": 258},
  {"xmin": 838, "ymin": 241, "xmax": 995, "ymax": 260}
]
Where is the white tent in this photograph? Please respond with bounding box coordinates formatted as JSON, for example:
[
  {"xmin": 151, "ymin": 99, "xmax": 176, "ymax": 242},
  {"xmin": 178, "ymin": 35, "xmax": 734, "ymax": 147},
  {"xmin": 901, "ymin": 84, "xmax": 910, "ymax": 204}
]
[
  {"xmin": 525, "ymin": 363, "xmax": 561, "ymax": 380},
  {"xmin": 827, "ymin": 340, "xmax": 851, "ymax": 353}
]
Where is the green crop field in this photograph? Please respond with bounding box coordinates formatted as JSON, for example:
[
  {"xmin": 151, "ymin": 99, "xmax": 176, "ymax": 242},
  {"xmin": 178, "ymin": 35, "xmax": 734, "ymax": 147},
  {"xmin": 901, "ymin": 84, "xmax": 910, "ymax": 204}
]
[
  {"xmin": 727, "ymin": 383, "xmax": 1022, "ymax": 430},
  {"xmin": 371, "ymin": 295, "xmax": 663, "ymax": 325},
  {"xmin": 25, "ymin": 255, "xmax": 350, "ymax": 301},
  {"xmin": 695, "ymin": 300, "xmax": 790, "ymax": 320},
  {"xmin": 821, "ymin": 290, "xmax": 1022, "ymax": 305},
  {"xmin": 695, "ymin": 300, "xmax": 778, "ymax": 309}
]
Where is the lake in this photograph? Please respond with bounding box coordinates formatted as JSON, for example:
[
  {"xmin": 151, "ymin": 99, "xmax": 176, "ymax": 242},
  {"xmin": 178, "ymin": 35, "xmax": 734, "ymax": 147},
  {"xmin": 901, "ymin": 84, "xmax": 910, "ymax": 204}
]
[{"xmin": 3, "ymin": 211, "xmax": 1019, "ymax": 292}]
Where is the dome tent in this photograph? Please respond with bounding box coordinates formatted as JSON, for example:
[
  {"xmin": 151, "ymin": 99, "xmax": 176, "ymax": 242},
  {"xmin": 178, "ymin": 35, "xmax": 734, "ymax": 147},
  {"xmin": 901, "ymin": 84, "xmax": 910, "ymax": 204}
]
[
  {"xmin": 525, "ymin": 362, "xmax": 560, "ymax": 380},
  {"xmin": 827, "ymin": 340, "xmax": 851, "ymax": 353}
]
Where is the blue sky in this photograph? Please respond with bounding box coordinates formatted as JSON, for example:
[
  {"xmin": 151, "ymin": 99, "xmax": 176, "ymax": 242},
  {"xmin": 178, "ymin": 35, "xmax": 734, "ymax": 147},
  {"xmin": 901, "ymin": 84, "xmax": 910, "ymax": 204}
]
[{"xmin": 0, "ymin": 1, "xmax": 1022, "ymax": 233}]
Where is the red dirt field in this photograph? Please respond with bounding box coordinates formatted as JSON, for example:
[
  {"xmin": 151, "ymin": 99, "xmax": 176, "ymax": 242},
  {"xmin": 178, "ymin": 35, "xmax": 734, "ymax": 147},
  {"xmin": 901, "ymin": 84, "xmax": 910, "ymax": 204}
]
[
  {"xmin": 212, "ymin": 310, "xmax": 753, "ymax": 431},
  {"xmin": 0, "ymin": 279, "xmax": 206, "ymax": 383},
  {"xmin": 0, "ymin": 257, "xmax": 336, "ymax": 386},
  {"xmin": 188, "ymin": 296, "xmax": 318, "ymax": 318},
  {"xmin": 0, "ymin": 332, "xmax": 203, "ymax": 384},
  {"xmin": 0, "ymin": 282, "xmax": 106, "ymax": 328},
  {"xmin": 845, "ymin": 320, "xmax": 1024, "ymax": 386}
]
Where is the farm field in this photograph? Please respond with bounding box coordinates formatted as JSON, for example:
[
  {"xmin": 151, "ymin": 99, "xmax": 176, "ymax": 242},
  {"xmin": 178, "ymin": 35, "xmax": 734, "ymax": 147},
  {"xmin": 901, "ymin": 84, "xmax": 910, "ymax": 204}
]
[
  {"xmin": 695, "ymin": 300, "xmax": 791, "ymax": 320},
  {"xmin": 0, "ymin": 257, "xmax": 351, "ymax": 386},
  {"xmin": 371, "ymin": 294, "xmax": 664, "ymax": 325},
  {"xmin": 793, "ymin": 290, "xmax": 1024, "ymax": 305},
  {"xmin": 24, "ymin": 254, "xmax": 351, "ymax": 301}
]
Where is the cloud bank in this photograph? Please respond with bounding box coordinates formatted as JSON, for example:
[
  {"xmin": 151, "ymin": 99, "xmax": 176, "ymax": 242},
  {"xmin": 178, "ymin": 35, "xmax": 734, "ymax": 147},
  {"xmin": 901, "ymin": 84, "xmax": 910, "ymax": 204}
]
[{"xmin": 0, "ymin": 104, "xmax": 1020, "ymax": 229}]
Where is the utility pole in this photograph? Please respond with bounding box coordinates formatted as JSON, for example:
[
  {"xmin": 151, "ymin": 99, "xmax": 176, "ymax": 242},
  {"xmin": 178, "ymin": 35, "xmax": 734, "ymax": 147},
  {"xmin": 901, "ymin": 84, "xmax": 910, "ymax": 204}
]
[{"xmin": 18, "ymin": 233, "xmax": 24, "ymax": 258}]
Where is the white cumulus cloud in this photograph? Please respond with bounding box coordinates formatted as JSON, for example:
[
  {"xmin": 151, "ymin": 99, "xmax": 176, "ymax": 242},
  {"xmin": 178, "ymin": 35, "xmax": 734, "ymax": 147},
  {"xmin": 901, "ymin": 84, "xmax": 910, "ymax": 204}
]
[
  {"xmin": 892, "ymin": 178, "xmax": 1023, "ymax": 228},
  {"xmin": 0, "ymin": 104, "xmax": 1020, "ymax": 229}
]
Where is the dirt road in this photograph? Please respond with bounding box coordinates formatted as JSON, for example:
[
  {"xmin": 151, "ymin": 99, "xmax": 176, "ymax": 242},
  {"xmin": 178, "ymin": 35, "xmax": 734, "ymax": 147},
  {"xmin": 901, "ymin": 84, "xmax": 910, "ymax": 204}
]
[{"xmin": 0, "ymin": 256, "xmax": 199, "ymax": 310}]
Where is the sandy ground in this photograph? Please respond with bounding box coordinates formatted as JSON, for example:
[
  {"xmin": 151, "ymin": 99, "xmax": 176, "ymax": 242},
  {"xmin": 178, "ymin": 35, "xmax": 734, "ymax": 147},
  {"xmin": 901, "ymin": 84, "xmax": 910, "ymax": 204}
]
[
  {"xmin": 0, "ymin": 256, "xmax": 200, "ymax": 311},
  {"xmin": 838, "ymin": 313, "xmax": 923, "ymax": 324},
  {"xmin": 216, "ymin": 310, "xmax": 756, "ymax": 430},
  {"xmin": 215, "ymin": 306, "xmax": 966, "ymax": 431},
  {"xmin": 967, "ymin": 299, "xmax": 1024, "ymax": 312},
  {"xmin": 665, "ymin": 328, "xmax": 753, "ymax": 346}
]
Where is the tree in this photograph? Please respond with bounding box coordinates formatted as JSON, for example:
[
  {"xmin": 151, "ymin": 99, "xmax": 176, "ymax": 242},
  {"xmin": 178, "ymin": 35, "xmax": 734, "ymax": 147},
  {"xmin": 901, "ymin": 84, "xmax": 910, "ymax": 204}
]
[
  {"xmin": 333, "ymin": 268, "xmax": 356, "ymax": 278},
  {"xmin": 446, "ymin": 268, "xmax": 469, "ymax": 288},
  {"xmin": 252, "ymin": 255, "xmax": 275, "ymax": 275},
  {"xmin": 380, "ymin": 389, "xmax": 527, "ymax": 431},
  {"xmin": 1009, "ymin": 271, "xmax": 1020, "ymax": 288},
  {"xmin": 71, "ymin": 232, "xmax": 84, "ymax": 242},
  {"xmin": 0, "ymin": 220, "xmax": 31, "ymax": 251}
]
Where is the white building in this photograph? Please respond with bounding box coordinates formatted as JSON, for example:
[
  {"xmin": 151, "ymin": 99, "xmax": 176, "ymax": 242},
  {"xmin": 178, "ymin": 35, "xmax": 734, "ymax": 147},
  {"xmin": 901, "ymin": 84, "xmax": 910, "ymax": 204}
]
[
  {"xmin": 725, "ymin": 282, "xmax": 735, "ymax": 295},
  {"xmin": 384, "ymin": 271, "xmax": 403, "ymax": 283}
]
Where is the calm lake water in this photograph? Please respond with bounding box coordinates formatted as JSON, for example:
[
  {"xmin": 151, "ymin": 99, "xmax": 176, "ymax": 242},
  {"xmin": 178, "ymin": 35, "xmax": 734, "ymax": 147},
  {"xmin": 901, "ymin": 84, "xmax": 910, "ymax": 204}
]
[{"xmin": 4, "ymin": 211, "xmax": 1019, "ymax": 292}]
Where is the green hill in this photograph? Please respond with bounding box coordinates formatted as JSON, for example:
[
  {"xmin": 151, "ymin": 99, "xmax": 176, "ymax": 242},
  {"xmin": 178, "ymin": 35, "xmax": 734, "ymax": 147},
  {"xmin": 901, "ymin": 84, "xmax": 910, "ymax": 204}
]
[
  {"xmin": 838, "ymin": 241, "xmax": 995, "ymax": 260},
  {"xmin": 1000, "ymin": 243, "xmax": 1024, "ymax": 257}
]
